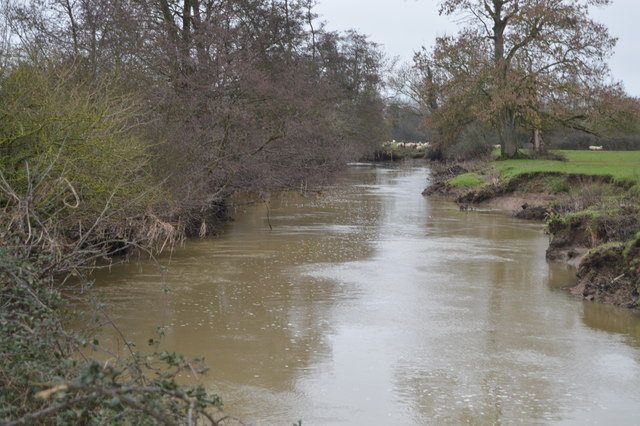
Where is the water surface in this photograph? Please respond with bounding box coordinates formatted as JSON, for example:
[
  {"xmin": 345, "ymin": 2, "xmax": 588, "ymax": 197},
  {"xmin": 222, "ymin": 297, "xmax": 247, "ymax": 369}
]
[{"xmin": 90, "ymin": 163, "xmax": 640, "ymax": 425}]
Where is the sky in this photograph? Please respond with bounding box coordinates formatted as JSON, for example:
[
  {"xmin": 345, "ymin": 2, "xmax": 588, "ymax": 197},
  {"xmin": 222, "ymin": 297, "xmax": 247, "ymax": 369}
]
[{"xmin": 314, "ymin": 0, "xmax": 640, "ymax": 97}]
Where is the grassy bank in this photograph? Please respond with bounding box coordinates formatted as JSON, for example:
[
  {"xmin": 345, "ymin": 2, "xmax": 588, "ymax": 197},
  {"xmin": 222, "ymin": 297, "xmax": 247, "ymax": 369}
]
[
  {"xmin": 496, "ymin": 151, "xmax": 640, "ymax": 184},
  {"xmin": 446, "ymin": 151, "xmax": 640, "ymax": 191},
  {"xmin": 435, "ymin": 150, "xmax": 640, "ymax": 308}
]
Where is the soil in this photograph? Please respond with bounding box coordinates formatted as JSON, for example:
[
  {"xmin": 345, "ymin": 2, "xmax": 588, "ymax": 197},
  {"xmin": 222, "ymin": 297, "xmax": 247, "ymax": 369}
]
[{"xmin": 572, "ymin": 243, "xmax": 638, "ymax": 308}]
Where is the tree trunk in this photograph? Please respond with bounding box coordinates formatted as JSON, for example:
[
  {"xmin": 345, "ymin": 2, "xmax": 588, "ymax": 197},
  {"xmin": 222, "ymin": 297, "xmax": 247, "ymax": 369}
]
[
  {"xmin": 532, "ymin": 128, "xmax": 544, "ymax": 154},
  {"xmin": 157, "ymin": 0, "xmax": 181, "ymax": 76},
  {"xmin": 62, "ymin": 0, "xmax": 79, "ymax": 57},
  {"xmin": 500, "ymin": 108, "xmax": 518, "ymax": 156},
  {"xmin": 491, "ymin": 1, "xmax": 518, "ymax": 157}
]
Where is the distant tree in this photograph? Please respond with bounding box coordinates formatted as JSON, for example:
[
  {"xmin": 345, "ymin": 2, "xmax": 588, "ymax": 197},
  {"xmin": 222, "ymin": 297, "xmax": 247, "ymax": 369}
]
[
  {"xmin": 385, "ymin": 102, "xmax": 429, "ymax": 142},
  {"xmin": 314, "ymin": 30, "xmax": 387, "ymax": 154},
  {"xmin": 415, "ymin": 0, "xmax": 626, "ymax": 157}
]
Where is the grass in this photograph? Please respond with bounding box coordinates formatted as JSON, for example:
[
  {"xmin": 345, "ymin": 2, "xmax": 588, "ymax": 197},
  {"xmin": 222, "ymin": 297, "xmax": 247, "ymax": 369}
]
[
  {"xmin": 448, "ymin": 172, "xmax": 486, "ymax": 188},
  {"xmin": 495, "ymin": 150, "xmax": 640, "ymax": 184}
]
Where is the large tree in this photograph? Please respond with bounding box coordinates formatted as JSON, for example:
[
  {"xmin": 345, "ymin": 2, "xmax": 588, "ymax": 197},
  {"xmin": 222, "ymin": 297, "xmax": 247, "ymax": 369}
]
[{"xmin": 416, "ymin": 0, "xmax": 621, "ymax": 156}]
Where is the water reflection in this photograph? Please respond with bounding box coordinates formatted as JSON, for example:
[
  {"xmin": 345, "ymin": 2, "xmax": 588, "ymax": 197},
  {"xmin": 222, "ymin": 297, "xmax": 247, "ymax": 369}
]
[
  {"xmin": 88, "ymin": 162, "xmax": 640, "ymax": 425},
  {"xmin": 581, "ymin": 302, "xmax": 640, "ymax": 348}
]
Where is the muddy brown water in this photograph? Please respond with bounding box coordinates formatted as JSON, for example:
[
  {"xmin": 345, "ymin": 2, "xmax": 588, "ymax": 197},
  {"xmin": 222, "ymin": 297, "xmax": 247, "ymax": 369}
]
[{"xmin": 87, "ymin": 163, "xmax": 640, "ymax": 425}]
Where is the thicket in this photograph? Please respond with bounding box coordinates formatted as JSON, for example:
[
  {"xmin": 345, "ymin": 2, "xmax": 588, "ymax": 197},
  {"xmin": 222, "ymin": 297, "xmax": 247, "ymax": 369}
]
[
  {"xmin": 0, "ymin": 0, "xmax": 388, "ymax": 423},
  {"xmin": 4, "ymin": 0, "xmax": 387, "ymax": 230}
]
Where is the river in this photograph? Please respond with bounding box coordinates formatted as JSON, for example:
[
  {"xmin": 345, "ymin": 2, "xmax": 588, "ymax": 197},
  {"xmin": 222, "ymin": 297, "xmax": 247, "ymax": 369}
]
[{"xmin": 88, "ymin": 162, "xmax": 640, "ymax": 425}]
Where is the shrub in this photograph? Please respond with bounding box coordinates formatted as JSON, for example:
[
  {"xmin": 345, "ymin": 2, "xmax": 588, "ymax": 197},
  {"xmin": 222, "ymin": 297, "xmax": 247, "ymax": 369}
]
[
  {"xmin": 0, "ymin": 60, "xmax": 178, "ymax": 273},
  {"xmin": 0, "ymin": 61, "xmax": 159, "ymax": 212}
]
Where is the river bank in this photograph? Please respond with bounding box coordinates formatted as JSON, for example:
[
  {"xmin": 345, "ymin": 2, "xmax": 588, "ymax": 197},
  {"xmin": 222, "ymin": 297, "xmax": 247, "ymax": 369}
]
[{"xmin": 423, "ymin": 154, "xmax": 640, "ymax": 309}]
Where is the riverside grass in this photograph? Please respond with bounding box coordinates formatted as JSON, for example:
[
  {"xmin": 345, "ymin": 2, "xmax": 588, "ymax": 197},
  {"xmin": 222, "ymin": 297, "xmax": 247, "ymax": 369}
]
[
  {"xmin": 447, "ymin": 172, "xmax": 487, "ymax": 188},
  {"xmin": 496, "ymin": 150, "xmax": 640, "ymax": 184},
  {"xmin": 447, "ymin": 150, "xmax": 640, "ymax": 189}
]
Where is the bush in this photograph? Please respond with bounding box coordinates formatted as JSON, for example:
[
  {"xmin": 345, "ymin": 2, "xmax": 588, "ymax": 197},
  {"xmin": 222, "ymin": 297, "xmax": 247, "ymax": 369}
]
[
  {"xmin": 0, "ymin": 60, "xmax": 179, "ymax": 274},
  {"xmin": 0, "ymin": 61, "xmax": 159, "ymax": 212},
  {"xmin": 444, "ymin": 137, "xmax": 493, "ymax": 161},
  {"xmin": 0, "ymin": 60, "xmax": 240, "ymax": 425}
]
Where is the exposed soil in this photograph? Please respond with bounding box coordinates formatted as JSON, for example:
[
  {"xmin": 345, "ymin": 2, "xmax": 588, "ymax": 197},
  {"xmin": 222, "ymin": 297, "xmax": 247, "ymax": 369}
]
[
  {"xmin": 572, "ymin": 242, "xmax": 639, "ymax": 308},
  {"xmin": 425, "ymin": 169, "xmax": 568, "ymax": 220},
  {"xmin": 547, "ymin": 208, "xmax": 640, "ymax": 308}
]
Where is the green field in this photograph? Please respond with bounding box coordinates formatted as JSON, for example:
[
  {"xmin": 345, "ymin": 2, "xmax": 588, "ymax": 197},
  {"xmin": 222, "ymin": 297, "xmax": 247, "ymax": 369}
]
[
  {"xmin": 495, "ymin": 150, "xmax": 640, "ymax": 183},
  {"xmin": 448, "ymin": 172, "xmax": 487, "ymax": 188}
]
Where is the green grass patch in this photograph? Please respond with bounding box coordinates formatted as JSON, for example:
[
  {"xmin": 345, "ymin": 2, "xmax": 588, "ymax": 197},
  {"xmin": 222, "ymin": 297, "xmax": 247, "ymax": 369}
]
[
  {"xmin": 495, "ymin": 150, "xmax": 640, "ymax": 184},
  {"xmin": 549, "ymin": 208, "xmax": 601, "ymax": 227},
  {"xmin": 448, "ymin": 172, "xmax": 486, "ymax": 188}
]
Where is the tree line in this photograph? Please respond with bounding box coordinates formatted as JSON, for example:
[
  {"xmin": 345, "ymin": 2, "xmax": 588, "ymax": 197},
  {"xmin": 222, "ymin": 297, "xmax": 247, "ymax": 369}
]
[
  {"xmin": 395, "ymin": 0, "xmax": 640, "ymax": 160},
  {"xmin": 0, "ymin": 0, "xmax": 387, "ymax": 248}
]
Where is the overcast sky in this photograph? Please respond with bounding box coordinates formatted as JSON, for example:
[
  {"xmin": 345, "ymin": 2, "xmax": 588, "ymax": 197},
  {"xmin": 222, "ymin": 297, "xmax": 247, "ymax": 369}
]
[{"xmin": 314, "ymin": 0, "xmax": 640, "ymax": 97}]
